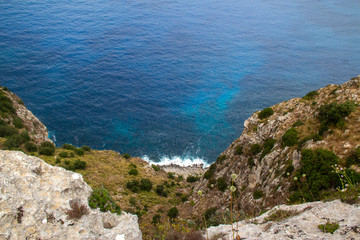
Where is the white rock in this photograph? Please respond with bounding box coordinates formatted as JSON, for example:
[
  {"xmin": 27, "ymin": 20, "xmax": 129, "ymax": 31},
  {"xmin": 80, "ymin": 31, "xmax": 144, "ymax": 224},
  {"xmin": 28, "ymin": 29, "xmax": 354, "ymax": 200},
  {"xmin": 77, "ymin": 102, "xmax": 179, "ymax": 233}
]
[{"xmin": 0, "ymin": 150, "xmax": 142, "ymax": 240}]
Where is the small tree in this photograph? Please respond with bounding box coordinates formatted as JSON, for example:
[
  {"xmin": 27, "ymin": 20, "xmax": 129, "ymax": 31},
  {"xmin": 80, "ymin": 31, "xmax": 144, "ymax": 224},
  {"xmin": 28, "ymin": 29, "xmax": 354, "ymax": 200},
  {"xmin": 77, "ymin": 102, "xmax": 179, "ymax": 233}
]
[{"xmin": 167, "ymin": 207, "xmax": 179, "ymax": 220}]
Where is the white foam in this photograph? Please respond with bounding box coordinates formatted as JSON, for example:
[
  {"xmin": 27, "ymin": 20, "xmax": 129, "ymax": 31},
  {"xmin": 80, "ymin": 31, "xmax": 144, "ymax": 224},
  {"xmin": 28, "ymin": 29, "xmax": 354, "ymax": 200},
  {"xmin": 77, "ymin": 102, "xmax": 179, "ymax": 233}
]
[{"xmin": 142, "ymin": 155, "xmax": 209, "ymax": 168}]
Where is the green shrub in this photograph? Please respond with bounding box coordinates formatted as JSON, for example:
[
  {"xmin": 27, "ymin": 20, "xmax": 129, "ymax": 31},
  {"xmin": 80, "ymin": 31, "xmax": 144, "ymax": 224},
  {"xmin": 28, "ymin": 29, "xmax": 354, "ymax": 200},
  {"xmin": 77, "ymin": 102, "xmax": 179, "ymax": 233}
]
[
  {"xmin": 62, "ymin": 143, "xmax": 77, "ymax": 151},
  {"xmin": 4, "ymin": 131, "xmax": 30, "ymax": 149},
  {"xmin": 75, "ymin": 148, "xmax": 84, "ymax": 156},
  {"xmin": 217, "ymin": 177, "xmax": 228, "ymax": 192},
  {"xmin": 167, "ymin": 207, "xmax": 179, "ymax": 220},
  {"xmin": 139, "ymin": 178, "xmax": 153, "ymax": 191},
  {"xmin": 258, "ymin": 107, "xmax": 274, "ymax": 119},
  {"xmin": 186, "ymin": 175, "xmax": 200, "ymax": 183},
  {"xmin": 253, "ymin": 190, "xmax": 264, "ymax": 199},
  {"xmin": 155, "ymin": 185, "xmax": 168, "ymax": 197},
  {"xmin": 73, "ymin": 159, "xmax": 86, "ymax": 170},
  {"xmin": 88, "ymin": 188, "xmax": 121, "ymax": 214},
  {"xmin": 317, "ymin": 101, "xmax": 356, "ymax": 135},
  {"xmin": 290, "ymin": 149, "xmax": 339, "ymax": 202},
  {"xmin": 235, "ymin": 145, "xmax": 243, "ymax": 155},
  {"xmin": 126, "ymin": 180, "xmax": 139, "ymax": 193},
  {"xmin": 168, "ymin": 172, "xmax": 175, "ymax": 179},
  {"xmin": 303, "ymin": 90, "xmax": 319, "ymax": 100},
  {"xmin": 59, "ymin": 151, "xmax": 69, "ymax": 158},
  {"xmin": 282, "ymin": 128, "xmax": 299, "ymax": 146},
  {"xmin": 128, "ymin": 168, "xmax": 138, "ymax": 176},
  {"xmin": 248, "ymin": 158, "xmax": 255, "ymax": 168},
  {"xmin": 251, "ymin": 144, "xmax": 261, "ymax": 155},
  {"xmin": 13, "ymin": 117, "xmax": 24, "ymax": 129},
  {"xmin": 129, "ymin": 196, "xmax": 137, "ymax": 206},
  {"xmin": 261, "ymin": 138, "xmax": 276, "ymax": 159},
  {"xmin": 25, "ymin": 142, "xmax": 37, "ymax": 152},
  {"xmin": 283, "ymin": 164, "xmax": 294, "ymax": 177},
  {"xmin": 123, "ymin": 153, "xmax": 131, "ymax": 159},
  {"xmin": 346, "ymin": 147, "xmax": 360, "ymax": 167},
  {"xmin": 317, "ymin": 221, "xmax": 339, "ymax": 234},
  {"xmin": 39, "ymin": 141, "xmax": 55, "ymax": 156},
  {"xmin": 81, "ymin": 145, "xmax": 91, "ymax": 151},
  {"xmin": 0, "ymin": 90, "xmax": 15, "ymax": 114},
  {"xmin": 292, "ymin": 120, "xmax": 304, "ymax": 127},
  {"xmin": 204, "ymin": 164, "xmax": 216, "ymax": 180},
  {"xmin": 216, "ymin": 155, "xmax": 226, "ymax": 164},
  {"xmin": 151, "ymin": 164, "xmax": 160, "ymax": 171},
  {"xmin": 0, "ymin": 125, "xmax": 18, "ymax": 137},
  {"xmin": 152, "ymin": 214, "xmax": 161, "ymax": 225}
]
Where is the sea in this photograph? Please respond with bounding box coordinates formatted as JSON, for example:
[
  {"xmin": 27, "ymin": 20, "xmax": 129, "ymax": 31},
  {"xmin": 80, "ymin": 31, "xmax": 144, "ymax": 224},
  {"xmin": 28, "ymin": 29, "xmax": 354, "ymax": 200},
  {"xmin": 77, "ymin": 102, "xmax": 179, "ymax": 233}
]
[{"xmin": 1, "ymin": 0, "xmax": 360, "ymax": 166}]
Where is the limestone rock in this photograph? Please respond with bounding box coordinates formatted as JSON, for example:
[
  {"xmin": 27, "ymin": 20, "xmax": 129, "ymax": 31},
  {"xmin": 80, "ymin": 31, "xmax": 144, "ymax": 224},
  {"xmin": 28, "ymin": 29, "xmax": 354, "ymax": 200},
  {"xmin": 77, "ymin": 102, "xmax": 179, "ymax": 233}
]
[
  {"xmin": 0, "ymin": 150, "xmax": 142, "ymax": 240},
  {"xmin": 207, "ymin": 200, "xmax": 360, "ymax": 240}
]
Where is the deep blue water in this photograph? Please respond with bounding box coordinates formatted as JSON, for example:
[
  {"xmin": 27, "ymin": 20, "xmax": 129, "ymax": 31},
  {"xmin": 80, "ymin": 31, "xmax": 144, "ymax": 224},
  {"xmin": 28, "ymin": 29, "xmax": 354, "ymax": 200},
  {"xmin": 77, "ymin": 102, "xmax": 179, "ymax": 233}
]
[{"xmin": 1, "ymin": 0, "xmax": 360, "ymax": 165}]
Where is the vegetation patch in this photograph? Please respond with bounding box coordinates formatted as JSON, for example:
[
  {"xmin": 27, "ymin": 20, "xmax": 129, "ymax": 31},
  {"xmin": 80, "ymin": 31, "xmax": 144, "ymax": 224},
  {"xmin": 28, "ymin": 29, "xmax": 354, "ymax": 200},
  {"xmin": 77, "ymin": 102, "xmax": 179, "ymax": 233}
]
[
  {"xmin": 217, "ymin": 177, "xmax": 228, "ymax": 192},
  {"xmin": 261, "ymin": 138, "xmax": 276, "ymax": 159},
  {"xmin": 282, "ymin": 128, "xmax": 299, "ymax": 147},
  {"xmin": 251, "ymin": 143, "xmax": 261, "ymax": 155},
  {"xmin": 264, "ymin": 209, "xmax": 299, "ymax": 222},
  {"xmin": 253, "ymin": 190, "xmax": 264, "ymax": 199},
  {"xmin": 317, "ymin": 101, "xmax": 356, "ymax": 135},
  {"xmin": 39, "ymin": 141, "xmax": 56, "ymax": 156},
  {"xmin": 204, "ymin": 164, "xmax": 216, "ymax": 180},
  {"xmin": 317, "ymin": 221, "xmax": 339, "ymax": 234},
  {"xmin": 258, "ymin": 107, "xmax": 274, "ymax": 119},
  {"xmin": 302, "ymin": 90, "xmax": 319, "ymax": 100},
  {"xmin": 186, "ymin": 175, "xmax": 200, "ymax": 183},
  {"xmin": 235, "ymin": 145, "xmax": 243, "ymax": 155},
  {"xmin": 88, "ymin": 188, "xmax": 121, "ymax": 214}
]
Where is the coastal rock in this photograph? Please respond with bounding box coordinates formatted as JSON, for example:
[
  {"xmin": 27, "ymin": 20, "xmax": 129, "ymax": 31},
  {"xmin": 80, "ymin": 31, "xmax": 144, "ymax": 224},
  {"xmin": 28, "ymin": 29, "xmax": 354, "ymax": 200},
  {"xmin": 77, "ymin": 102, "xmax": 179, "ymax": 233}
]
[
  {"xmin": 187, "ymin": 75, "xmax": 360, "ymax": 217},
  {"xmin": 2, "ymin": 90, "xmax": 51, "ymax": 144},
  {"xmin": 207, "ymin": 200, "xmax": 360, "ymax": 240},
  {"xmin": 0, "ymin": 150, "xmax": 142, "ymax": 240}
]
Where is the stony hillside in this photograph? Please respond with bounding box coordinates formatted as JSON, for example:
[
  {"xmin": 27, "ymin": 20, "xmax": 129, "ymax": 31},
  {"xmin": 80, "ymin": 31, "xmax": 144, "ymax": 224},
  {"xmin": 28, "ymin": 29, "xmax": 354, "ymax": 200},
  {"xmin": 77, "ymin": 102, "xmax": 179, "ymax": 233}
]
[
  {"xmin": 0, "ymin": 150, "xmax": 142, "ymax": 240},
  {"xmin": 207, "ymin": 199, "xmax": 360, "ymax": 240},
  {"xmin": 186, "ymin": 76, "xmax": 360, "ymax": 220}
]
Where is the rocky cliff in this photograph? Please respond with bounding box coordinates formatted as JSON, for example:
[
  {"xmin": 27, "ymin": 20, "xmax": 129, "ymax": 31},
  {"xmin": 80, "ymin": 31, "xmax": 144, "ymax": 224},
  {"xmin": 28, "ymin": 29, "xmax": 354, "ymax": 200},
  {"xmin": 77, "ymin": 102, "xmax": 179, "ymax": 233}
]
[
  {"xmin": 0, "ymin": 87, "xmax": 50, "ymax": 144},
  {"xmin": 187, "ymin": 75, "xmax": 360, "ymax": 217},
  {"xmin": 0, "ymin": 150, "xmax": 142, "ymax": 240}
]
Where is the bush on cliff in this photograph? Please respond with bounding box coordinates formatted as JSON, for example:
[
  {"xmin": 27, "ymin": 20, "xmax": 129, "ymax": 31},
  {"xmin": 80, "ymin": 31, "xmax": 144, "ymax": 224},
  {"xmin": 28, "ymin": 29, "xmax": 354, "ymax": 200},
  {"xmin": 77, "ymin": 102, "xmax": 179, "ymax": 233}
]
[
  {"xmin": 258, "ymin": 107, "xmax": 274, "ymax": 119},
  {"xmin": 25, "ymin": 141, "xmax": 37, "ymax": 152},
  {"xmin": 0, "ymin": 125, "xmax": 18, "ymax": 137},
  {"xmin": 88, "ymin": 188, "xmax": 121, "ymax": 214},
  {"xmin": 282, "ymin": 128, "xmax": 299, "ymax": 147},
  {"xmin": 4, "ymin": 131, "xmax": 30, "ymax": 149},
  {"xmin": 39, "ymin": 141, "xmax": 55, "ymax": 156},
  {"xmin": 13, "ymin": 117, "xmax": 24, "ymax": 129},
  {"xmin": 290, "ymin": 149, "xmax": 339, "ymax": 202},
  {"xmin": 317, "ymin": 101, "xmax": 356, "ymax": 135}
]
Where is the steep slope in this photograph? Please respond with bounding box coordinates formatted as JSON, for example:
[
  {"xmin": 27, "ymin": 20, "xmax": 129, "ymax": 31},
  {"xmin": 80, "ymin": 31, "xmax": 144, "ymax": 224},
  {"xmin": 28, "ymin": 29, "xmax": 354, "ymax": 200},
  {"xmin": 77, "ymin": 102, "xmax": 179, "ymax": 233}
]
[
  {"xmin": 186, "ymin": 76, "xmax": 360, "ymax": 219},
  {"xmin": 0, "ymin": 150, "xmax": 142, "ymax": 240},
  {"xmin": 0, "ymin": 87, "xmax": 50, "ymax": 144}
]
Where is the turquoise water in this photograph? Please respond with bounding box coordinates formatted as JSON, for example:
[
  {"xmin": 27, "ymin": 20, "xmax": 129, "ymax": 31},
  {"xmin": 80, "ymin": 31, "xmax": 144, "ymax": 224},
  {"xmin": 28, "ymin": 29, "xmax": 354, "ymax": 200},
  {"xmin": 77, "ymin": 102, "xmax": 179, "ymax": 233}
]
[{"xmin": 1, "ymin": 0, "xmax": 360, "ymax": 165}]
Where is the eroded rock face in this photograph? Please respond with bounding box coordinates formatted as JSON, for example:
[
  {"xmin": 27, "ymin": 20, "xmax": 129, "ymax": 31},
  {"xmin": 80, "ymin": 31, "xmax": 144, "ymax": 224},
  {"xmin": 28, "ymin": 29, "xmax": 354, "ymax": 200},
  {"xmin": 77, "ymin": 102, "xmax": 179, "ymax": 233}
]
[
  {"xmin": 0, "ymin": 150, "xmax": 142, "ymax": 240},
  {"xmin": 207, "ymin": 200, "xmax": 360, "ymax": 240},
  {"xmin": 188, "ymin": 75, "xmax": 360, "ymax": 216}
]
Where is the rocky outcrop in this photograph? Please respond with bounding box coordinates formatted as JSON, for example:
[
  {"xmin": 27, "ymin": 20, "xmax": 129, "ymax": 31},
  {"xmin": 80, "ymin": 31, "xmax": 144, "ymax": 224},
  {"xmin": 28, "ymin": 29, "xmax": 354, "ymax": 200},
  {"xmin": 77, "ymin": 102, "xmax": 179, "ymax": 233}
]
[
  {"xmin": 2, "ymin": 90, "xmax": 51, "ymax": 144},
  {"xmin": 207, "ymin": 199, "xmax": 360, "ymax": 240},
  {"xmin": 0, "ymin": 150, "xmax": 142, "ymax": 240},
  {"xmin": 187, "ymin": 75, "xmax": 360, "ymax": 216}
]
